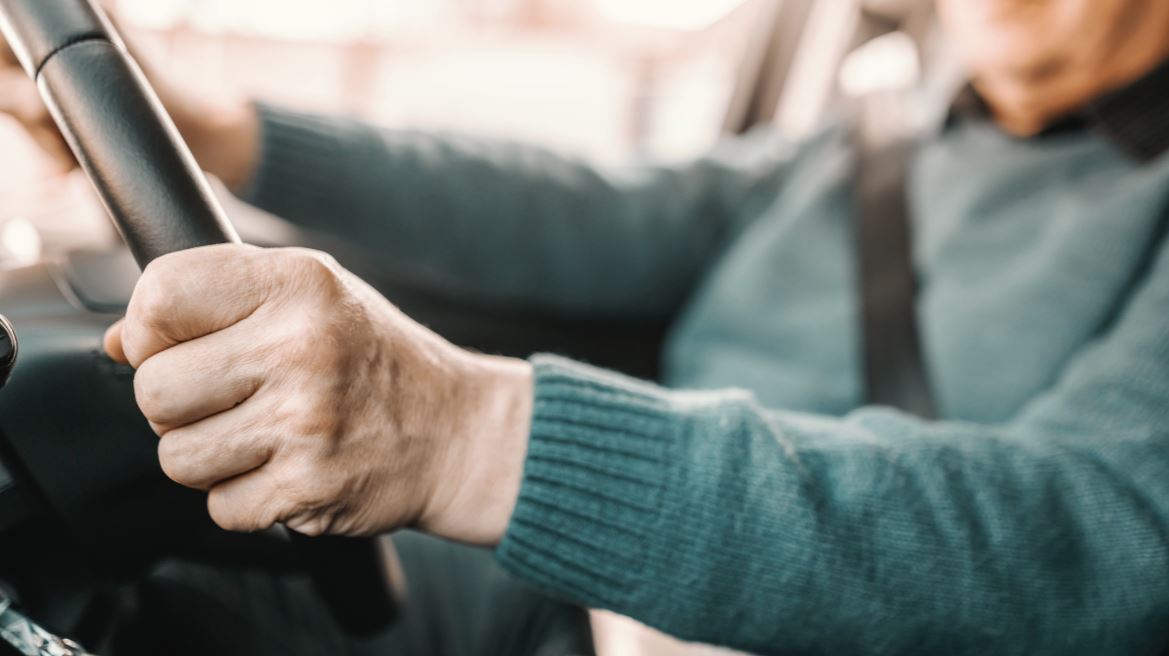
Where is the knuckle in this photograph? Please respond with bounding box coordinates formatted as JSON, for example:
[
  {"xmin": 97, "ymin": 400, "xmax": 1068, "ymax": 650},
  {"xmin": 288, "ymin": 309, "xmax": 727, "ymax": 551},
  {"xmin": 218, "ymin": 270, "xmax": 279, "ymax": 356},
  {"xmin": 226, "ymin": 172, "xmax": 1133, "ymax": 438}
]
[
  {"xmin": 292, "ymin": 247, "xmax": 339, "ymax": 274},
  {"xmin": 208, "ymin": 489, "xmax": 274, "ymax": 534},
  {"xmin": 285, "ymin": 248, "xmax": 343, "ymax": 295},
  {"xmin": 157, "ymin": 434, "xmax": 195, "ymax": 486},
  {"xmin": 133, "ymin": 263, "xmax": 177, "ymax": 324},
  {"xmin": 288, "ymin": 394, "xmax": 342, "ymax": 442},
  {"xmin": 206, "ymin": 493, "xmax": 244, "ymax": 532},
  {"xmin": 124, "ymin": 285, "xmax": 173, "ymax": 363},
  {"xmin": 133, "ymin": 364, "xmax": 170, "ymax": 423},
  {"xmin": 285, "ymin": 322, "xmax": 329, "ymax": 362},
  {"xmin": 156, "ymin": 432, "xmax": 211, "ymax": 488}
]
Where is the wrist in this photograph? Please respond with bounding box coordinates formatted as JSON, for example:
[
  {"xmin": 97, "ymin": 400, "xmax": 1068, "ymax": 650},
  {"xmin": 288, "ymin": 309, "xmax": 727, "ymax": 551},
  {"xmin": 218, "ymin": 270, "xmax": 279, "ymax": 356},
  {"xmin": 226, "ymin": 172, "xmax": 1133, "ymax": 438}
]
[{"xmin": 419, "ymin": 352, "xmax": 533, "ymax": 546}]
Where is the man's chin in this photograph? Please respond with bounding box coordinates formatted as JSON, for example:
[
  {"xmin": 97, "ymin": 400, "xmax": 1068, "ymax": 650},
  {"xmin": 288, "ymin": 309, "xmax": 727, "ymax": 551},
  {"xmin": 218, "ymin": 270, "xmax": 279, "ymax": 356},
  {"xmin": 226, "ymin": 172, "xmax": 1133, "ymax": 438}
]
[{"xmin": 965, "ymin": 38, "xmax": 1069, "ymax": 84}]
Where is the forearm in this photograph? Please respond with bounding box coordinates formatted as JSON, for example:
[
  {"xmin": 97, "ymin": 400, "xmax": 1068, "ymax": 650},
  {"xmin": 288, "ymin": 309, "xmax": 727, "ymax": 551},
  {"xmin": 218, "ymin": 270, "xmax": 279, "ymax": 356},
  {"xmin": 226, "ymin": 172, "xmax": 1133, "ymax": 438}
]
[
  {"xmin": 493, "ymin": 356, "xmax": 1169, "ymax": 656},
  {"xmin": 237, "ymin": 104, "xmax": 794, "ymax": 319}
]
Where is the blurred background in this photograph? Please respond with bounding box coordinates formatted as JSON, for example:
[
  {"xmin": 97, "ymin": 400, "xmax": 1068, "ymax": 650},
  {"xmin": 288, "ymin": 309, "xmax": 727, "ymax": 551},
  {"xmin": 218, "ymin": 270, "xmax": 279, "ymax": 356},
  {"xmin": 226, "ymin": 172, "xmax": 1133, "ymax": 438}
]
[
  {"xmin": 0, "ymin": 0, "xmax": 952, "ymax": 269},
  {"xmin": 113, "ymin": 0, "xmax": 753, "ymax": 161}
]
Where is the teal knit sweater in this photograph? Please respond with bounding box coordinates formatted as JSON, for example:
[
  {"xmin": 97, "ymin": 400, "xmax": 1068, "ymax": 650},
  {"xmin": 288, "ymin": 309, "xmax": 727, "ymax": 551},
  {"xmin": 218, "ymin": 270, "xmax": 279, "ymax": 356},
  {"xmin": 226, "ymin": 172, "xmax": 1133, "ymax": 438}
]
[{"xmin": 243, "ymin": 104, "xmax": 1169, "ymax": 655}]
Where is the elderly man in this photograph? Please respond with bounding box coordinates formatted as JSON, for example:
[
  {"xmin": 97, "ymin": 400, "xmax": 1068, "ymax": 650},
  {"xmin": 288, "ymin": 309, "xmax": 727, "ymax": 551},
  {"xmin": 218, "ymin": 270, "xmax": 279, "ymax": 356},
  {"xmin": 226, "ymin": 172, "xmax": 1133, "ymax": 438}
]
[{"xmin": 4, "ymin": 0, "xmax": 1169, "ymax": 653}]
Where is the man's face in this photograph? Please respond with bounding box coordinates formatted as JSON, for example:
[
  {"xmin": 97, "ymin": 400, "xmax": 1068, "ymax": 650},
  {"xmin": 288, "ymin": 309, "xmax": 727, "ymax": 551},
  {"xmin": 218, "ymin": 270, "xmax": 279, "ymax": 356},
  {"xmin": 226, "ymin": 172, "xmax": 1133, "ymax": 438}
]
[{"xmin": 937, "ymin": 0, "xmax": 1149, "ymax": 80}]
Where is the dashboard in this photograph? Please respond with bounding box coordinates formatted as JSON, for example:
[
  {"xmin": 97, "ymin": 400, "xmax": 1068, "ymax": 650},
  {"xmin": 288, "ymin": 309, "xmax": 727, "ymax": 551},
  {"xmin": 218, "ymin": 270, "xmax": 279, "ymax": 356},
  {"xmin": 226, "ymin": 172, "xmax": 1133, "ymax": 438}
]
[{"xmin": 0, "ymin": 248, "xmax": 142, "ymax": 538}]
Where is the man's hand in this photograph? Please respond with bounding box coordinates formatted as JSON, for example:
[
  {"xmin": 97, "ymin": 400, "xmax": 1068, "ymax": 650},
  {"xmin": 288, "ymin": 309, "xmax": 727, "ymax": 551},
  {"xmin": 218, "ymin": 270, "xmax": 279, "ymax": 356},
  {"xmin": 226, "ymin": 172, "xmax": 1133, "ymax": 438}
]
[
  {"xmin": 105, "ymin": 245, "xmax": 533, "ymax": 545},
  {"xmin": 0, "ymin": 41, "xmax": 73, "ymax": 171},
  {"xmin": 0, "ymin": 17, "xmax": 261, "ymax": 190}
]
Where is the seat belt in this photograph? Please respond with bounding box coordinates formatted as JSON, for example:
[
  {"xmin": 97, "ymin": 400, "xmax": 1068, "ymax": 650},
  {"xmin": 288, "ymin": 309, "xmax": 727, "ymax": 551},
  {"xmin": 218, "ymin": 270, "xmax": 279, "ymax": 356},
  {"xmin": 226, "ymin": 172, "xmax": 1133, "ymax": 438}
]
[
  {"xmin": 853, "ymin": 99, "xmax": 1169, "ymax": 654},
  {"xmin": 852, "ymin": 111, "xmax": 938, "ymax": 419}
]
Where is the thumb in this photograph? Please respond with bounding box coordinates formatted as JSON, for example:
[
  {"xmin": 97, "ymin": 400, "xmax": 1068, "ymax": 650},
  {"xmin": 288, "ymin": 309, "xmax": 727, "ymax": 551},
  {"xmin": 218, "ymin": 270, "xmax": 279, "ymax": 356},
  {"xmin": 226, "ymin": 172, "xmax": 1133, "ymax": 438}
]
[
  {"xmin": 104, "ymin": 319, "xmax": 129, "ymax": 364},
  {"xmin": 120, "ymin": 244, "xmax": 266, "ymax": 368}
]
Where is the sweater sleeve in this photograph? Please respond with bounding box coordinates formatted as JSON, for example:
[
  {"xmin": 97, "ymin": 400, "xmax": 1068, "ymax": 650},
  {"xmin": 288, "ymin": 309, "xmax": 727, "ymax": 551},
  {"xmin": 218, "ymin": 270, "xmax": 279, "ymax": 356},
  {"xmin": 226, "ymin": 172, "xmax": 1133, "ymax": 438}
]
[
  {"xmin": 495, "ymin": 240, "xmax": 1169, "ymax": 654},
  {"xmin": 239, "ymin": 104, "xmax": 797, "ymax": 320}
]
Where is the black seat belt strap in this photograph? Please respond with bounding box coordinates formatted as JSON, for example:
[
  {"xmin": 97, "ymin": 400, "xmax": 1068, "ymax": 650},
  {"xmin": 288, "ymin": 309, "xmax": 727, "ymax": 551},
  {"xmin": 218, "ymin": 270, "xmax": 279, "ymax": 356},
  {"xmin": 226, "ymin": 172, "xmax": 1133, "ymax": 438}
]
[{"xmin": 852, "ymin": 116, "xmax": 938, "ymax": 419}]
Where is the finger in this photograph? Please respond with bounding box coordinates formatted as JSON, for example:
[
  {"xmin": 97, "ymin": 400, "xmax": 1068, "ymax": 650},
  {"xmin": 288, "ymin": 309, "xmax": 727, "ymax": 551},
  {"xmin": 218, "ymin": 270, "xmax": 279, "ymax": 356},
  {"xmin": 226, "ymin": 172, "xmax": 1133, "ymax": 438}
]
[
  {"xmin": 207, "ymin": 468, "xmax": 285, "ymax": 533},
  {"xmin": 157, "ymin": 400, "xmax": 275, "ymax": 492},
  {"xmin": 133, "ymin": 321, "xmax": 266, "ymax": 429},
  {"xmin": 121, "ymin": 244, "xmax": 266, "ymax": 367},
  {"xmin": 0, "ymin": 69, "xmax": 40, "ymax": 120},
  {"xmin": 0, "ymin": 36, "xmax": 16, "ymax": 67},
  {"xmin": 0, "ymin": 71, "xmax": 22, "ymax": 113},
  {"xmin": 28, "ymin": 124, "xmax": 76, "ymax": 171},
  {"xmin": 103, "ymin": 319, "xmax": 128, "ymax": 363},
  {"xmin": 0, "ymin": 70, "xmax": 77, "ymax": 170}
]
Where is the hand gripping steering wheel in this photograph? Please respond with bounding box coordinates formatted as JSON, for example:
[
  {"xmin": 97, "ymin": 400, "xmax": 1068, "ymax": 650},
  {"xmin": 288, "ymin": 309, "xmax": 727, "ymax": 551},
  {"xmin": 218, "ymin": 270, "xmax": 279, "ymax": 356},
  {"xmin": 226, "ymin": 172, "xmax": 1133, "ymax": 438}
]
[{"xmin": 0, "ymin": 0, "xmax": 399, "ymax": 636}]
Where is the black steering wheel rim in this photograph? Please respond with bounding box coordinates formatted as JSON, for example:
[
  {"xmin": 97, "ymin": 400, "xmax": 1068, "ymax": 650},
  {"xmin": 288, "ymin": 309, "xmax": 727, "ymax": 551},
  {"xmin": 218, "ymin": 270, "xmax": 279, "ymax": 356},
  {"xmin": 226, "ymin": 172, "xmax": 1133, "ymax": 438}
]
[{"xmin": 0, "ymin": 0, "xmax": 400, "ymax": 636}]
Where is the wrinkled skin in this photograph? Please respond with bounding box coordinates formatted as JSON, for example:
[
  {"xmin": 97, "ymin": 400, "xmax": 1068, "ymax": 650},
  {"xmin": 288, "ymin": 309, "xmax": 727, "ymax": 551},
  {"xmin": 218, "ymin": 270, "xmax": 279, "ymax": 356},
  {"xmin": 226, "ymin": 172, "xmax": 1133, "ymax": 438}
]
[
  {"xmin": 6, "ymin": 0, "xmax": 1169, "ymax": 549},
  {"xmin": 104, "ymin": 245, "xmax": 532, "ymax": 544}
]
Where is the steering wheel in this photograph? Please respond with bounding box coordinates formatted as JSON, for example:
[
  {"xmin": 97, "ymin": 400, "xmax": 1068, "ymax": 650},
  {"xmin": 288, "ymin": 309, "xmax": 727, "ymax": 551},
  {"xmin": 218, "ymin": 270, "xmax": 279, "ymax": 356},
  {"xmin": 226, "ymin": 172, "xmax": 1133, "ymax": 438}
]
[{"xmin": 0, "ymin": 0, "xmax": 399, "ymax": 637}]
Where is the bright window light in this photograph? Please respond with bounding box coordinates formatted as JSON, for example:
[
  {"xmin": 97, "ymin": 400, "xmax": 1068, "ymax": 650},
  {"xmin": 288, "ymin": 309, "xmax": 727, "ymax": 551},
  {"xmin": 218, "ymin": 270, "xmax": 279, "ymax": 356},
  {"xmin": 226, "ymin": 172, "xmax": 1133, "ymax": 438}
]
[
  {"xmin": 119, "ymin": 0, "xmax": 448, "ymax": 38},
  {"xmin": 593, "ymin": 0, "xmax": 748, "ymax": 31},
  {"xmin": 1, "ymin": 218, "xmax": 43, "ymax": 265},
  {"xmin": 838, "ymin": 31, "xmax": 920, "ymax": 97}
]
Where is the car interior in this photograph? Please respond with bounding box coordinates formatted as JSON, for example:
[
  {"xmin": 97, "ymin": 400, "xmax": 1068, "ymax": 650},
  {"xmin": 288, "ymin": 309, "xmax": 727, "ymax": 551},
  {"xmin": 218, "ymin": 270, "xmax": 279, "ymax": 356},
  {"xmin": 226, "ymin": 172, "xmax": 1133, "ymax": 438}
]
[{"xmin": 0, "ymin": 0, "xmax": 956, "ymax": 653}]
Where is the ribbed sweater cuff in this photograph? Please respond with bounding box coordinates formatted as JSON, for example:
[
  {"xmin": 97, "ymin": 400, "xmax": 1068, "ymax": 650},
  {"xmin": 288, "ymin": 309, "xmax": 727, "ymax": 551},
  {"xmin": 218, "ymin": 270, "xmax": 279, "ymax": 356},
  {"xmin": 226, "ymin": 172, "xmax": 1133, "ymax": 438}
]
[
  {"xmin": 496, "ymin": 355, "xmax": 678, "ymax": 610},
  {"xmin": 238, "ymin": 102, "xmax": 348, "ymax": 222}
]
